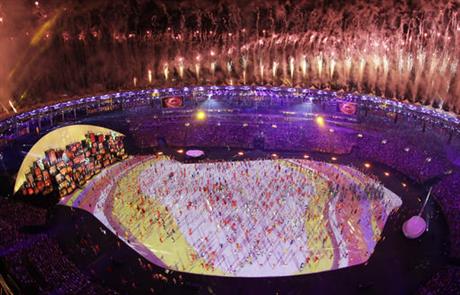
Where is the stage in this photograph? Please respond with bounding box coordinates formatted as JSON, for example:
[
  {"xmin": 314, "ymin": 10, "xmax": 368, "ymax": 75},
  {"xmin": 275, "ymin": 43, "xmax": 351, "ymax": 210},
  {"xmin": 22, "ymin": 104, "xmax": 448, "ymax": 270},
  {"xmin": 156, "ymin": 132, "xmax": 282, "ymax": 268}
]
[{"xmin": 60, "ymin": 156, "xmax": 401, "ymax": 277}]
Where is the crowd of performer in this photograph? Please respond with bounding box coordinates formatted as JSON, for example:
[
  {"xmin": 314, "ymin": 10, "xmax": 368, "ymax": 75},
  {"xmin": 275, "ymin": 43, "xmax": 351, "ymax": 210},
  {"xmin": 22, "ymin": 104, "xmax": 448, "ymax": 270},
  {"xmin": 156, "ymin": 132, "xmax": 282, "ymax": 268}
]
[{"xmin": 94, "ymin": 156, "xmax": 401, "ymax": 276}]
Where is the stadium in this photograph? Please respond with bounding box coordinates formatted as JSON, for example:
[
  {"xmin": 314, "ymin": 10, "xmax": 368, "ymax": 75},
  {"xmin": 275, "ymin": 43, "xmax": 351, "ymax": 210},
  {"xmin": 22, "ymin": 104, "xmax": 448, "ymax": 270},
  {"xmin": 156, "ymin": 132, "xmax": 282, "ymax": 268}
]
[{"xmin": 0, "ymin": 1, "xmax": 459, "ymax": 295}]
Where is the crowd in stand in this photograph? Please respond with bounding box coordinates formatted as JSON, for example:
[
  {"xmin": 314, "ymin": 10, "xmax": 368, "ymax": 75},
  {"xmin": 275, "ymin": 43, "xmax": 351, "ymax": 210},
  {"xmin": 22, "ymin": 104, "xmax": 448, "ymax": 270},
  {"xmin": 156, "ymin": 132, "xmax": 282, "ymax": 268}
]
[
  {"xmin": 418, "ymin": 266, "xmax": 460, "ymax": 294},
  {"xmin": 262, "ymin": 124, "xmax": 355, "ymax": 154},
  {"xmin": 433, "ymin": 171, "xmax": 460, "ymax": 258},
  {"xmin": 186, "ymin": 123, "xmax": 254, "ymax": 149},
  {"xmin": 131, "ymin": 118, "xmax": 356, "ymax": 154},
  {"xmin": 354, "ymin": 133, "xmax": 452, "ymax": 183},
  {"xmin": 0, "ymin": 200, "xmax": 119, "ymax": 294}
]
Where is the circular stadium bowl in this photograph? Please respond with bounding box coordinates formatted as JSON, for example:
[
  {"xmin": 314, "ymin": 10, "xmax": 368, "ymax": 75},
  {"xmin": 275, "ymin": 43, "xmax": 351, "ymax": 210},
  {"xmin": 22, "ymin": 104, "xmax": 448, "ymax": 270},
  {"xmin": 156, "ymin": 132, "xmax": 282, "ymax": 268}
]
[{"xmin": 0, "ymin": 85, "xmax": 458, "ymax": 293}]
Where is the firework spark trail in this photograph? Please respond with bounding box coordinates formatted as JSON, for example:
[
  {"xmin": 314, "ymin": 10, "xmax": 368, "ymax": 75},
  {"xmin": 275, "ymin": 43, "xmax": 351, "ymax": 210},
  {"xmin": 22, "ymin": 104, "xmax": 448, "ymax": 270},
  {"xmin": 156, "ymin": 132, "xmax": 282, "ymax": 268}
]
[{"xmin": 0, "ymin": 0, "xmax": 459, "ymax": 112}]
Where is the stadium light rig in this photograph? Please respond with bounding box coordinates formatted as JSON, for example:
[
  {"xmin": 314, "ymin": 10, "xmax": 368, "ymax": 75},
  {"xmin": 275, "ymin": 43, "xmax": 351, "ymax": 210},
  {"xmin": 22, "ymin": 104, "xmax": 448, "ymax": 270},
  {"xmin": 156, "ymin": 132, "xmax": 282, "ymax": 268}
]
[
  {"xmin": 196, "ymin": 110, "xmax": 207, "ymax": 121},
  {"xmin": 315, "ymin": 116, "xmax": 325, "ymax": 127}
]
